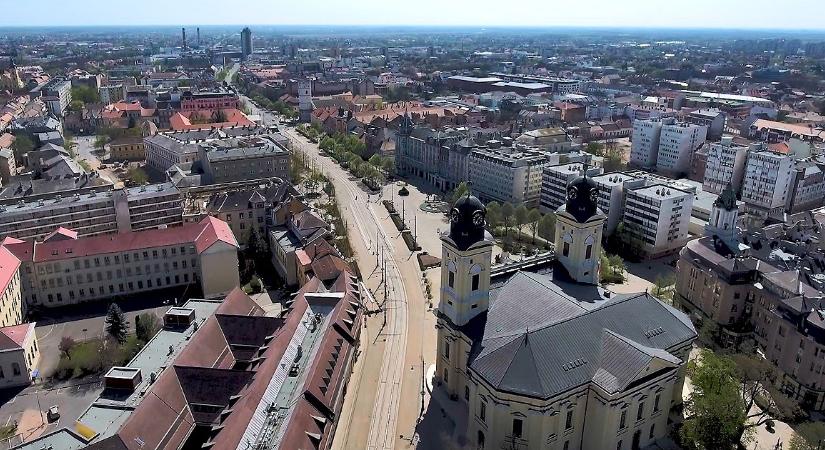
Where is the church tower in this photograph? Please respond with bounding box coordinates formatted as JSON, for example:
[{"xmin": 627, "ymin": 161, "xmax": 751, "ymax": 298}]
[
  {"xmin": 705, "ymin": 183, "xmax": 740, "ymax": 252},
  {"xmin": 436, "ymin": 193, "xmax": 493, "ymax": 398},
  {"xmin": 555, "ymin": 175, "xmax": 606, "ymax": 285}
]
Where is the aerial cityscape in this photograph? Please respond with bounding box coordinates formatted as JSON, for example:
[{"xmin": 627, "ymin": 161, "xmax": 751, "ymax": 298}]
[{"xmin": 0, "ymin": 2, "xmax": 824, "ymax": 449}]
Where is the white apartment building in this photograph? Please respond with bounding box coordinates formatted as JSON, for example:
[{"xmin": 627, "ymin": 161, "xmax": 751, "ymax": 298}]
[
  {"xmin": 2, "ymin": 216, "xmax": 240, "ymax": 308},
  {"xmin": 656, "ymin": 122, "xmax": 707, "ymax": 176},
  {"xmin": 624, "ymin": 184, "xmax": 693, "ymax": 258},
  {"xmin": 591, "ymin": 172, "xmax": 646, "ymax": 235},
  {"xmin": 741, "ymin": 150, "xmax": 795, "ymax": 219},
  {"xmin": 703, "ymin": 137, "xmax": 754, "ymax": 195},
  {"xmin": 467, "ymin": 146, "xmax": 548, "ymax": 207},
  {"xmin": 788, "ymin": 160, "xmax": 825, "ymax": 213},
  {"xmin": 539, "ymin": 163, "xmax": 603, "ymax": 213},
  {"xmin": 629, "ymin": 118, "xmax": 674, "ymax": 169},
  {"xmin": 0, "ymin": 182, "xmax": 183, "ymax": 242}
]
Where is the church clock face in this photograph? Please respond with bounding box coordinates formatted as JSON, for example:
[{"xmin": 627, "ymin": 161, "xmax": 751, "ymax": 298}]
[
  {"xmin": 590, "ymin": 189, "xmax": 599, "ymax": 204},
  {"xmin": 472, "ymin": 211, "xmax": 485, "ymax": 227},
  {"xmin": 450, "ymin": 208, "xmax": 461, "ymax": 223},
  {"xmin": 567, "ymin": 186, "xmax": 578, "ymax": 200}
]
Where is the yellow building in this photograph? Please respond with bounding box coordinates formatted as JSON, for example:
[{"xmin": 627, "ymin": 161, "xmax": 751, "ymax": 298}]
[
  {"xmin": 0, "ymin": 245, "xmax": 22, "ymax": 327},
  {"xmin": 0, "ymin": 323, "xmax": 39, "ymax": 388},
  {"xmin": 109, "ymin": 137, "xmax": 145, "ymax": 161},
  {"xmin": 436, "ymin": 188, "xmax": 696, "ymax": 450}
]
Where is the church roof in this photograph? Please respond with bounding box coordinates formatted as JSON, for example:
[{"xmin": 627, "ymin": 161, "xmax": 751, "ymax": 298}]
[{"xmin": 468, "ymin": 271, "xmax": 695, "ymax": 399}]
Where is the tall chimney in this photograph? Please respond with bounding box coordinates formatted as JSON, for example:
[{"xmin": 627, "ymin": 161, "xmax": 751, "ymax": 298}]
[
  {"xmin": 197, "ymin": 27, "xmax": 201, "ymax": 46},
  {"xmin": 182, "ymin": 27, "xmax": 187, "ymax": 51}
]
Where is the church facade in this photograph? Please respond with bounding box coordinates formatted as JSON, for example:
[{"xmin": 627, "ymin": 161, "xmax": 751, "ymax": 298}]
[{"xmin": 436, "ymin": 179, "xmax": 697, "ymax": 450}]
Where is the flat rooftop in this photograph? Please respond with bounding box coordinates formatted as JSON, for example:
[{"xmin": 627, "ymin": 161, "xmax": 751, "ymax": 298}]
[{"xmin": 15, "ymin": 299, "xmax": 223, "ymax": 450}]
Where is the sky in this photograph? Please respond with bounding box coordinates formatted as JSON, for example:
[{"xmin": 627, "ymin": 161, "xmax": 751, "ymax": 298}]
[{"xmin": 2, "ymin": 0, "xmax": 823, "ymax": 30}]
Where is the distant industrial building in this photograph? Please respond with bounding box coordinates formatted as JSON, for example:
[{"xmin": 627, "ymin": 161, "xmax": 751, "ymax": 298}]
[{"xmin": 241, "ymin": 27, "xmax": 253, "ymax": 58}]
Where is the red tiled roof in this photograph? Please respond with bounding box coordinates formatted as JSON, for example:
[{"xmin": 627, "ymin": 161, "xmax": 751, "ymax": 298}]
[
  {"xmin": 4, "ymin": 216, "xmax": 236, "ymax": 264},
  {"xmin": 0, "ymin": 246, "xmax": 20, "ymax": 295},
  {"xmin": 42, "ymin": 227, "xmax": 78, "ymax": 242},
  {"xmin": 0, "ymin": 322, "xmax": 33, "ymax": 350},
  {"xmin": 169, "ymin": 109, "xmax": 255, "ymax": 131},
  {"xmin": 0, "ymin": 133, "xmax": 14, "ymax": 149}
]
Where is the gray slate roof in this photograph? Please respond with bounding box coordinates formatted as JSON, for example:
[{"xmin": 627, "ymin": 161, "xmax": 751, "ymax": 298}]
[{"xmin": 469, "ymin": 271, "xmax": 696, "ymax": 399}]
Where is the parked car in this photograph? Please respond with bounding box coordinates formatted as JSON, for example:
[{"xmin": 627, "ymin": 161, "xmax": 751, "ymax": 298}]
[{"xmin": 47, "ymin": 405, "xmax": 60, "ymax": 422}]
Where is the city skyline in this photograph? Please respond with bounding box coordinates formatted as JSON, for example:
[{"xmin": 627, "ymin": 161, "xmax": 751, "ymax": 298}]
[{"xmin": 3, "ymin": 0, "xmax": 824, "ymax": 30}]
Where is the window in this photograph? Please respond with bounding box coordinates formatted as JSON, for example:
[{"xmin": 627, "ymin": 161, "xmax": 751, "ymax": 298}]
[
  {"xmin": 563, "ymin": 242, "xmax": 570, "ymax": 257},
  {"xmin": 653, "ymin": 394, "xmax": 660, "ymax": 412},
  {"xmin": 12, "ymin": 363, "xmax": 20, "ymax": 376},
  {"xmin": 563, "ymin": 441, "xmax": 569, "ymax": 450},
  {"xmin": 0, "ymin": 366, "xmax": 4, "ymax": 378},
  {"xmin": 480, "ymin": 401, "xmax": 487, "ymax": 422},
  {"xmin": 464, "ymin": 385, "xmax": 469, "ymax": 401},
  {"xmin": 649, "ymin": 424, "xmax": 655, "ymax": 439},
  {"xmin": 617, "ymin": 441, "xmax": 622, "ymax": 450},
  {"xmin": 444, "ymin": 341, "xmax": 450, "ymax": 359},
  {"xmin": 443, "ymin": 368, "xmax": 448, "ymax": 383},
  {"xmin": 585, "ymin": 244, "xmax": 592, "ymax": 260},
  {"xmin": 472, "ymin": 274, "xmax": 480, "ymax": 291},
  {"xmin": 477, "ymin": 431, "xmax": 485, "ymax": 449},
  {"xmin": 565, "ymin": 410, "xmax": 573, "ymax": 429},
  {"xmin": 512, "ymin": 418, "xmax": 523, "ymax": 438},
  {"xmin": 448, "ymin": 271, "xmax": 454, "ymax": 288},
  {"xmin": 620, "ymin": 410, "xmax": 627, "ymax": 429},
  {"xmin": 637, "ymin": 402, "xmax": 644, "ymax": 420}
]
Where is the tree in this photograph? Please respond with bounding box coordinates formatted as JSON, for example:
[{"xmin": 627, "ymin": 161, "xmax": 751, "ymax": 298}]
[
  {"xmin": 652, "ymin": 274, "xmax": 676, "ymax": 302},
  {"xmin": 681, "ymin": 350, "xmax": 749, "ymax": 450},
  {"xmin": 246, "ymin": 226, "xmax": 268, "ymax": 263},
  {"xmin": 527, "ymin": 209, "xmax": 542, "ymax": 243},
  {"xmin": 538, "ymin": 213, "xmax": 556, "ymax": 242},
  {"xmin": 682, "ymin": 350, "xmax": 799, "ymax": 450},
  {"xmin": 126, "ymin": 167, "xmax": 149, "ymax": 185},
  {"xmin": 486, "ymin": 201, "xmax": 502, "ymax": 231},
  {"xmin": 381, "ymin": 157, "xmax": 395, "ymax": 177},
  {"xmin": 11, "ymin": 134, "xmax": 34, "ymax": 160},
  {"xmin": 500, "ymin": 202, "xmax": 515, "ymax": 237},
  {"xmin": 94, "ymin": 134, "xmax": 109, "ymax": 151},
  {"xmin": 789, "ymin": 422, "xmax": 825, "ymax": 450},
  {"xmin": 603, "ymin": 145, "xmax": 626, "ymax": 172},
  {"xmin": 450, "ymin": 181, "xmax": 471, "ymax": 204},
  {"xmin": 585, "ymin": 141, "xmax": 604, "ymax": 156},
  {"xmin": 59, "ymin": 336, "xmax": 76, "ymax": 359},
  {"xmin": 213, "ymin": 109, "xmax": 228, "ymax": 123},
  {"xmin": 607, "ymin": 253, "xmax": 625, "ymax": 277},
  {"xmin": 71, "ymin": 85, "xmax": 100, "ymax": 104},
  {"xmin": 368, "ymin": 154, "xmax": 382, "ymax": 168},
  {"xmin": 135, "ymin": 313, "xmax": 160, "ymax": 343},
  {"xmin": 514, "ymin": 204, "xmax": 529, "ymax": 236},
  {"xmin": 105, "ymin": 304, "xmax": 128, "ymax": 344}
]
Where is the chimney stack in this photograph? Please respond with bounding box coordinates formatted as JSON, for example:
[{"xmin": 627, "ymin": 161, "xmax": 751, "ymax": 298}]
[{"xmin": 182, "ymin": 27, "xmax": 187, "ymax": 51}]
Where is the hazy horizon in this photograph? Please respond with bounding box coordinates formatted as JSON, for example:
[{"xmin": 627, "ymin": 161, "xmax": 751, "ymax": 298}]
[{"xmin": 3, "ymin": 0, "xmax": 824, "ymax": 31}]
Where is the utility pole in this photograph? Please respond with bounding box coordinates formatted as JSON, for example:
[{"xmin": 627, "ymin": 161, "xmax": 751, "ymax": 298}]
[
  {"xmin": 414, "ymin": 214, "xmax": 417, "ymax": 242},
  {"xmin": 402, "ymin": 197, "xmax": 405, "ymax": 224}
]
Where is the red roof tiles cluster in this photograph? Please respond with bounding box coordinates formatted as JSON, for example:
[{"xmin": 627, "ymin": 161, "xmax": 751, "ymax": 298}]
[
  {"xmin": 91, "ymin": 271, "xmax": 362, "ymax": 450},
  {"xmin": 1, "ymin": 216, "xmax": 237, "ymax": 264}
]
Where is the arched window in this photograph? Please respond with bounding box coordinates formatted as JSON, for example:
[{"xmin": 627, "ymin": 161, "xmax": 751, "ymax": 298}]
[
  {"xmin": 12, "ymin": 363, "xmax": 20, "ymax": 376},
  {"xmin": 477, "ymin": 430, "xmax": 485, "ymax": 449}
]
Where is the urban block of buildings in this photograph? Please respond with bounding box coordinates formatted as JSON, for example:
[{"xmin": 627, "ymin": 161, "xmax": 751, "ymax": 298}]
[{"xmin": 436, "ymin": 189, "xmax": 696, "ymax": 450}]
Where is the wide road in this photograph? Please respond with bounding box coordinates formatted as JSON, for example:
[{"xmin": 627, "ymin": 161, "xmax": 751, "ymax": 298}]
[
  {"xmin": 281, "ymin": 125, "xmax": 412, "ymax": 450},
  {"xmin": 237, "ymin": 85, "xmax": 437, "ymax": 449}
]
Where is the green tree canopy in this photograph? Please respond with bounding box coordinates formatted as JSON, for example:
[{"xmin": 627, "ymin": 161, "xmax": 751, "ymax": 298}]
[
  {"xmin": 105, "ymin": 304, "xmax": 128, "ymax": 344},
  {"xmin": 486, "ymin": 201, "xmax": 502, "ymax": 229},
  {"xmin": 527, "ymin": 209, "xmax": 542, "ymax": 243},
  {"xmin": 514, "ymin": 204, "xmax": 529, "ymax": 234}
]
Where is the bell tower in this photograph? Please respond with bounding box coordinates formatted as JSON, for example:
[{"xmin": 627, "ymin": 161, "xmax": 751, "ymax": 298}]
[
  {"xmin": 438, "ymin": 194, "xmax": 493, "ymax": 327},
  {"xmin": 705, "ymin": 183, "xmax": 740, "ymax": 252},
  {"xmin": 437, "ymin": 193, "xmax": 493, "ymax": 399},
  {"xmin": 555, "ymin": 175, "xmax": 606, "ymax": 285}
]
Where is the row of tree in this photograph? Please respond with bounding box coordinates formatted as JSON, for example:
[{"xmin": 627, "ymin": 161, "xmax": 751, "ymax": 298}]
[
  {"xmin": 449, "ymin": 182, "xmax": 555, "ymax": 244},
  {"xmin": 319, "ymin": 133, "xmax": 394, "ymax": 187}
]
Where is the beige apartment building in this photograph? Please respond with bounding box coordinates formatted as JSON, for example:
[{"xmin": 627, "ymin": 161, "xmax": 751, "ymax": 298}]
[
  {"xmin": 676, "ymin": 191, "xmax": 825, "ymax": 410},
  {"xmin": 0, "ymin": 246, "xmax": 22, "ymax": 327},
  {"xmin": 109, "ymin": 137, "xmax": 145, "ymax": 161},
  {"xmin": 0, "ymin": 323, "xmax": 40, "ymax": 388},
  {"xmin": 2, "ymin": 216, "xmax": 240, "ymax": 308},
  {"xmin": 436, "ymin": 189, "xmax": 695, "ymax": 450}
]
